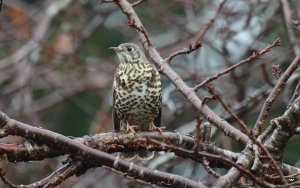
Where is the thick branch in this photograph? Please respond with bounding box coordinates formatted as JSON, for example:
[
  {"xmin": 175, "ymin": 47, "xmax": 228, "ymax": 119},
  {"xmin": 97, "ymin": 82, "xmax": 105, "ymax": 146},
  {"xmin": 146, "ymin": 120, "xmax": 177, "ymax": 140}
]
[
  {"xmin": 0, "ymin": 111, "xmax": 205, "ymax": 188},
  {"xmin": 264, "ymin": 95, "xmax": 300, "ymax": 162},
  {"xmin": 0, "ymin": 132, "xmax": 238, "ymax": 165}
]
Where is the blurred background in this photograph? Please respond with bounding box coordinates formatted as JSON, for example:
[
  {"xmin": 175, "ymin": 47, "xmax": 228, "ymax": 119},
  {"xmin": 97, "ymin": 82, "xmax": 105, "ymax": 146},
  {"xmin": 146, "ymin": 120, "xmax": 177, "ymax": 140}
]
[{"xmin": 0, "ymin": 0, "xmax": 299, "ymax": 187}]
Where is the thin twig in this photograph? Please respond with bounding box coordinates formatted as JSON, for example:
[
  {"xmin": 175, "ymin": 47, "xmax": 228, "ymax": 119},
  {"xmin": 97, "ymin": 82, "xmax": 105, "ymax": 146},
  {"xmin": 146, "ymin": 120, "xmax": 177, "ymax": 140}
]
[
  {"xmin": 280, "ymin": 0, "xmax": 300, "ymax": 55},
  {"xmin": 253, "ymin": 56, "xmax": 300, "ymax": 137},
  {"xmin": 164, "ymin": 0, "xmax": 226, "ymax": 63},
  {"xmin": 258, "ymin": 121, "xmax": 277, "ymax": 142},
  {"xmin": 127, "ymin": 19, "xmax": 152, "ymax": 46},
  {"xmin": 164, "ymin": 40, "xmax": 202, "ymax": 63},
  {"xmin": 194, "ymin": 0, "xmax": 227, "ymax": 41},
  {"xmin": 287, "ymin": 81, "xmax": 300, "ymax": 109},
  {"xmin": 261, "ymin": 64, "xmax": 275, "ymax": 87},
  {"xmin": 194, "ymin": 38, "xmax": 281, "ymax": 91},
  {"xmin": 132, "ymin": 0, "xmax": 146, "ymax": 7},
  {"xmin": 99, "ymin": 0, "xmax": 114, "ymax": 3}
]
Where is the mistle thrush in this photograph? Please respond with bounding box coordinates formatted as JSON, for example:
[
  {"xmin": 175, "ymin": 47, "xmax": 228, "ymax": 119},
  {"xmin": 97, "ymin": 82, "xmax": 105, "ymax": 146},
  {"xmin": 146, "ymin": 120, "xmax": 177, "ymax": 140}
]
[{"xmin": 110, "ymin": 43, "xmax": 162, "ymax": 160}]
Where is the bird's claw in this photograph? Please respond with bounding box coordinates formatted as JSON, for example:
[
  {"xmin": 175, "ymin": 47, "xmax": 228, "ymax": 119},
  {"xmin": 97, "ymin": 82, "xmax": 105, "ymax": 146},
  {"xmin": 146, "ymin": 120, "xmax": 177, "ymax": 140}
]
[
  {"xmin": 126, "ymin": 124, "xmax": 138, "ymax": 132},
  {"xmin": 151, "ymin": 122, "xmax": 165, "ymax": 133}
]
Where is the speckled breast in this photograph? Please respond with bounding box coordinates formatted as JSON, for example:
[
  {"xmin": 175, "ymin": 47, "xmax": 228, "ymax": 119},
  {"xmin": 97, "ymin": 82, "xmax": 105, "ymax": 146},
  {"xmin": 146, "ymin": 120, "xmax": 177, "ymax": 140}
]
[{"xmin": 114, "ymin": 62, "xmax": 161, "ymax": 129}]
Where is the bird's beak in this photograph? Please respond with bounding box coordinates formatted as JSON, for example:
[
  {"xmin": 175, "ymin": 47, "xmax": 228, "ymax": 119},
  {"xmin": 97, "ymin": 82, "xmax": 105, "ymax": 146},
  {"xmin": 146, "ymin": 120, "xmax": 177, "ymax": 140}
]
[{"xmin": 109, "ymin": 47, "xmax": 121, "ymax": 52}]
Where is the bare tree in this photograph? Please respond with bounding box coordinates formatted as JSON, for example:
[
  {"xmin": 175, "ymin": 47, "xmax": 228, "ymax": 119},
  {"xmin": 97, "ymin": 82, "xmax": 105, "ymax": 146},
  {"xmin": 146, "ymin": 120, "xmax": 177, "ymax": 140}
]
[{"xmin": 0, "ymin": 0, "xmax": 300, "ymax": 187}]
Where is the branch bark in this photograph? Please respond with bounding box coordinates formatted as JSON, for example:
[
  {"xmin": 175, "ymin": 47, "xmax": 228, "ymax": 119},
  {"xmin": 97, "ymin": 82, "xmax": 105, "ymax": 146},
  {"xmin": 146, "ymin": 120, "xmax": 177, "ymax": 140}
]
[{"xmin": 0, "ymin": 111, "xmax": 206, "ymax": 188}]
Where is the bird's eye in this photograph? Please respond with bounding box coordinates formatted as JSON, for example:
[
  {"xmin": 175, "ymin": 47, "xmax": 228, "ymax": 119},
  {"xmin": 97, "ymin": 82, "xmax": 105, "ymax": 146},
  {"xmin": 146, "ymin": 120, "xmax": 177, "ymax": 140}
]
[{"xmin": 126, "ymin": 47, "xmax": 133, "ymax": 52}]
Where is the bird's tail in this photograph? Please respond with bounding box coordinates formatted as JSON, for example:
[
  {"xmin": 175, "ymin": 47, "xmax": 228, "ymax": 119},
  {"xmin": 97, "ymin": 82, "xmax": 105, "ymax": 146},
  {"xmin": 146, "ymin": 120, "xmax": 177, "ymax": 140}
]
[
  {"xmin": 118, "ymin": 121, "xmax": 155, "ymax": 160},
  {"xmin": 119, "ymin": 151, "xmax": 154, "ymax": 160},
  {"xmin": 137, "ymin": 151, "xmax": 154, "ymax": 160}
]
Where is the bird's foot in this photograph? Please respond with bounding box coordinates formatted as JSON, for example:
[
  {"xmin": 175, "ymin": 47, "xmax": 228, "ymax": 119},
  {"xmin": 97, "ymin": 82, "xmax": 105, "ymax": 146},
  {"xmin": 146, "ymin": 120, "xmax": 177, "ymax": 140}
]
[
  {"xmin": 150, "ymin": 123, "xmax": 165, "ymax": 133},
  {"xmin": 126, "ymin": 124, "xmax": 138, "ymax": 132},
  {"xmin": 154, "ymin": 126, "xmax": 166, "ymax": 133}
]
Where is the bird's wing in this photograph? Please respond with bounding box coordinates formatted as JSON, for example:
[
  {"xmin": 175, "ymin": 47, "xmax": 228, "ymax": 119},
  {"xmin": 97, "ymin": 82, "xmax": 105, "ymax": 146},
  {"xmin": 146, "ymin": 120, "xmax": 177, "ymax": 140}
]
[
  {"xmin": 153, "ymin": 103, "xmax": 161, "ymax": 127},
  {"xmin": 149, "ymin": 65, "xmax": 162, "ymax": 127},
  {"xmin": 112, "ymin": 86, "xmax": 121, "ymax": 131}
]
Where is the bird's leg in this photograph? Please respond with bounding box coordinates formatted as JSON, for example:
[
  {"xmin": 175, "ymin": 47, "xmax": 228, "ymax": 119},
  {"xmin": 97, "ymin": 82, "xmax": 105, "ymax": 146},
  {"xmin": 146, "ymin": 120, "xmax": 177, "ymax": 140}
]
[
  {"xmin": 126, "ymin": 122, "xmax": 138, "ymax": 132},
  {"xmin": 150, "ymin": 122, "xmax": 166, "ymax": 133}
]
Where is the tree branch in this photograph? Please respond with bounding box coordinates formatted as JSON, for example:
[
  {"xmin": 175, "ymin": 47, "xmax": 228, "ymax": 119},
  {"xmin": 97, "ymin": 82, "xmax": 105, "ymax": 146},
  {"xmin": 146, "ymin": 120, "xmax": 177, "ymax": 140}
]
[
  {"xmin": 253, "ymin": 56, "xmax": 300, "ymax": 136},
  {"xmin": 193, "ymin": 38, "xmax": 281, "ymax": 91},
  {"xmin": 0, "ymin": 111, "xmax": 206, "ymax": 188}
]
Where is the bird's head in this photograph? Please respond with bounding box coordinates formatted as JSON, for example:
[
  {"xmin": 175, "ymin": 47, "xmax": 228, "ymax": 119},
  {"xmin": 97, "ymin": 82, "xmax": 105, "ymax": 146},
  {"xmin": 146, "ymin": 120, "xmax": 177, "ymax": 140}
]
[{"xmin": 110, "ymin": 43, "xmax": 146, "ymax": 64}]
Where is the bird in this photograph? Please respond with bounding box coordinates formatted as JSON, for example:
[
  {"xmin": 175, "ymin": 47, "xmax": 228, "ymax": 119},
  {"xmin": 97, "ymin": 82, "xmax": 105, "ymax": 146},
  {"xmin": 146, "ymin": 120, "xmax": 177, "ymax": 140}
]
[{"xmin": 110, "ymin": 43, "xmax": 162, "ymax": 160}]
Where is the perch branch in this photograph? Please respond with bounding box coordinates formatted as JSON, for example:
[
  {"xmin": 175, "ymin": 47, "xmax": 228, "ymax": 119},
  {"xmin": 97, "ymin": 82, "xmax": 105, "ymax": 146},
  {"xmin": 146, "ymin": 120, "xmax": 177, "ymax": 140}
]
[{"xmin": 0, "ymin": 110, "xmax": 206, "ymax": 188}]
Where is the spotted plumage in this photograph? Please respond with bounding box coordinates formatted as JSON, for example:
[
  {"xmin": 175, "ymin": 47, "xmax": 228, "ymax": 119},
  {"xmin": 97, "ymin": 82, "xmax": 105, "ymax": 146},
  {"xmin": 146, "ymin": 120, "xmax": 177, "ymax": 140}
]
[{"xmin": 110, "ymin": 43, "xmax": 162, "ymax": 160}]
